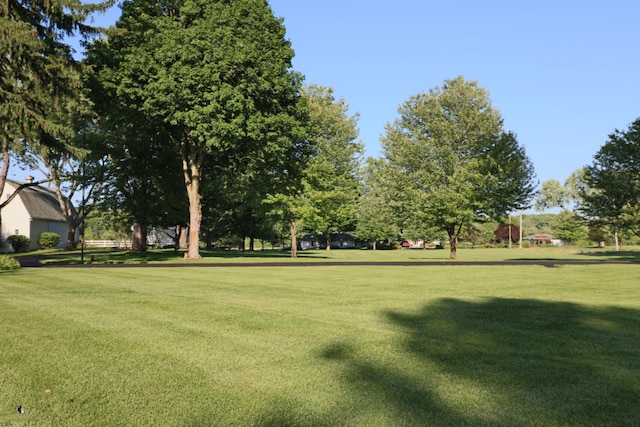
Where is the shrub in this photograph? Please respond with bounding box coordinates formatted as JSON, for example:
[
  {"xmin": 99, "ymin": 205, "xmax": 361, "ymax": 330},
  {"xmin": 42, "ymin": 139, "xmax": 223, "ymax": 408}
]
[
  {"xmin": 39, "ymin": 232, "xmax": 62, "ymax": 249},
  {"xmin": 0, "ymin": 255, "xmax": 20, "ymax": 271},
  {"xmin": 6, "ymin": 235, "xmax": 30, "ymax": 253}
]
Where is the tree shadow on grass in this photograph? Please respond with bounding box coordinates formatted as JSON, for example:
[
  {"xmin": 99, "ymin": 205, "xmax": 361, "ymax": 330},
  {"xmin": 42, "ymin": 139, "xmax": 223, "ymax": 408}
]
[
  {"xmin": 27, "ymin": 248, "xmax": 330, "ymax": 265},
  {"xmin": 318, "ymin": 298, "xmax": 640, "ymax": 426},
  {"xmin": 577, "ymin": 250, "xmax": 640, "ymax": 262}
]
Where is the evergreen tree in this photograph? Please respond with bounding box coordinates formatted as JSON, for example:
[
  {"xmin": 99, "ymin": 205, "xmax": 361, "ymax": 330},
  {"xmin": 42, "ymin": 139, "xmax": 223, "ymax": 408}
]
[{"xmin": 1, "ymin": 0, "xmax": 114, "ymax": 241}]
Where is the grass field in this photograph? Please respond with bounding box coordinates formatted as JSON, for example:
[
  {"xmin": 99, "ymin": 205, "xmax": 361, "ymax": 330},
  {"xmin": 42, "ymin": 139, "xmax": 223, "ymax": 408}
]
[
  {"xmin": 2, "ymin": 252, "xmax": 640, "ymax": 425},
  {"xmin": 23, "ymin": 245, "xmax": 640, "ymax": 265}
]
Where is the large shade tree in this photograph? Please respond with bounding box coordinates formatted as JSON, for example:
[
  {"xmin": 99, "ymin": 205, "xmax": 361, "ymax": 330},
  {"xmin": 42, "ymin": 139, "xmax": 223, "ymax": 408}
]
[
  {"xmin": 579, "ymin": 117, "xmax": 640, "ymax": 250},
  {"xmin": 86, "ymin": 0, "xmax": 307, "ymax": 258},
  {"xmin": 381, "ymin": 76, "xmax": 536, "ymax": 259}
]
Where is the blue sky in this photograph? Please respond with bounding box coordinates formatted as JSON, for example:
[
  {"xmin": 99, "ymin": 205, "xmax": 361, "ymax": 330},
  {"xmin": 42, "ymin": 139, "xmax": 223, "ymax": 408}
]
[{"xmin": 84, "ymin": 0, "xmax": 640, "ymax": 188}]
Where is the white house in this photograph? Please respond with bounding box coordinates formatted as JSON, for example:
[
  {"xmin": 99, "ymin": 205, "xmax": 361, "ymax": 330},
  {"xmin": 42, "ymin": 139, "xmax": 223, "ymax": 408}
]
[{"xmin": 1, "ymin": 177, "xmax": 72, "ymax": 252}]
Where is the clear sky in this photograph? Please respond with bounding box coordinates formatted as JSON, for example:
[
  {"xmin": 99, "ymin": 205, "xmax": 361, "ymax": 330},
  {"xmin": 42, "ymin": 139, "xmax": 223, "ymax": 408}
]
[
  {"xmin": 83, "ymin": 0, "xmax": 640, "ymax": 188},
  {"xmin": 268, "ymin": 0, "xmax": 640, "ymax": 187}
]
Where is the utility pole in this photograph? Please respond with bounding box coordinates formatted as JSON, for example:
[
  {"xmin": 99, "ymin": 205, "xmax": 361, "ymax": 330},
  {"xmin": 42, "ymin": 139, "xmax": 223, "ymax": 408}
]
[
  {"xmin": 508, "ymin": 214, "xmax": 512, "ymax": 248},
  {"xmin": 519, "ymin": 211, "xmax": 523, "ymax": 249}
]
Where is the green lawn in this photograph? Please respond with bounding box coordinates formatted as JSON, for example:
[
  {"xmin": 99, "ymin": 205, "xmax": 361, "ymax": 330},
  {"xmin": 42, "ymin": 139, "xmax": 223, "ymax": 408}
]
[
  {"xmin": 1, "ymin": 263, "xmax": 640, "ymax": 426},
  {"xmin": 25, "ymin": 245, "xmax": 640, "ymax": 265}
]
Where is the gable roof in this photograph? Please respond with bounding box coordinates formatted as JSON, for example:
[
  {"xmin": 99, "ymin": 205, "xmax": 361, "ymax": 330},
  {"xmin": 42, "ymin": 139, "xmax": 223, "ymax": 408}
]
[{"xmin": 6, "ymin": 180, "xmax": 67, "ymax": 222}]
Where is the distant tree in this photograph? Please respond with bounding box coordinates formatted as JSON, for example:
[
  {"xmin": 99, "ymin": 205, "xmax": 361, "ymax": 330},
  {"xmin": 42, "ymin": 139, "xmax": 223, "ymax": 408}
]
[
  {"xmin": 521, "ymin": 213, "xmax": 556, "ymax": 236},
  {"xmin": 300, "ymin": 85, "xmax": 363, "ymax": 250},
  {"xmin": 494, "ymin": 224, "xmax": 520, "ymax": 245},
  {"xmin": 356, "ymin": 158, "xmax": 399, "ymax": 249},
  {"xmin": 535, "ymin": 179, "xmax": 571, "ymax": 211},
  {"xmin": 382, "ymin": 76, "xmax": 536, "ymax": 259},
  {"xmin": 83, "ymin": 207, "xmax": 131, "ymax": 241},
  {"xmin": 552, "ymin": 210, "xmax": 588, "ymax": 245},
  {"xmin": 579, "ymin": 118, "xmax": 640, "ymax": 250},
  {"xmin": 535, "ymin": 170, "xmax": 587, "ymax": 213},
  {"xmin": 16, "ymin": 126, "xmax": 108, "ymax": 249}
]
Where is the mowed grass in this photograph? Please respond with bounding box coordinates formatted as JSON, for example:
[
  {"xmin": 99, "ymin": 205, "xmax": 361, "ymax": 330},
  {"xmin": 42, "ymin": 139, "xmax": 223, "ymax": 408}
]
[
  {"xmin": 1, "ymin": 264, "xmax": 640, "ymax": 426},
  {"xmin": 30, "ymin": 245, "xmax": 640, "ymax": 265}
]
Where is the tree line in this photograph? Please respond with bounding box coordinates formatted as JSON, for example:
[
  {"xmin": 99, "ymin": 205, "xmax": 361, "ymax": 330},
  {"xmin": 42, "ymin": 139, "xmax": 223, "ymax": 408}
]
[
  {"xmin": 535, "ymin": 118, "xmax": 640, "ymax": 250},
  {"xmin": 2, "ymin": 1, "xmax": 637, "ymax": 259}
]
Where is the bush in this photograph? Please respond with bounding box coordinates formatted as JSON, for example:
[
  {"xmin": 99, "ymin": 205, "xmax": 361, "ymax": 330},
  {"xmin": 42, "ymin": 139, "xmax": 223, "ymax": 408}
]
[
  {"xmin": 0, "ymin": 255, "xmax": 20, "ymax": 271},
  {"xmin": 38, "ymin": 232, "xmax": 62, "ymax": 249},
  {"xmin": 6, "ymin": 234, "xmax": 30, "ymax": 253}
]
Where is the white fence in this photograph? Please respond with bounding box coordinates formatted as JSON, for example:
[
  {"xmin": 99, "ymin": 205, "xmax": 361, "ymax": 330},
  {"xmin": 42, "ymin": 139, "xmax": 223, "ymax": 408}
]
[{"xmin": 84, "ymin": 240, "xmax": 132, "ymax": 249}]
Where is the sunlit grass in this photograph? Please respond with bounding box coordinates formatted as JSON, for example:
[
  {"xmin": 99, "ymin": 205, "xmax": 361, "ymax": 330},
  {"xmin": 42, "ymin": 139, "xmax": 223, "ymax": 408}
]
[{"xmin": 2, "ymin": 264, "xmax": 640, "ymax": 425}]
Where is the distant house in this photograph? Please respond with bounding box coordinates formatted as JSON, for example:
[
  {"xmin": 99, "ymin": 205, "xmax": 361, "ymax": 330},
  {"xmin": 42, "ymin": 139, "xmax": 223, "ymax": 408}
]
[
  {"xmin": 299, "ymin": 233, "xmax": 321, "ymax": 250},
  {"xmin": 330, "ymin": 232, "xmax": 358, "ymax": 249},
  {"xmin": 522, "ymin": 233, "xmax": 563, "ymax": 246},
  {"xmin": 1, "ymin": 177, "xmax": 74, "ymax": 252},
  {"xmin": 297, "ymin": 232, "xmax": 362, "ymax": 250}
]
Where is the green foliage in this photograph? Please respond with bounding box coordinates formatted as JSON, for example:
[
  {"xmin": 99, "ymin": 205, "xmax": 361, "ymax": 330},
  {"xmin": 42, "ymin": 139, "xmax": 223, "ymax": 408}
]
[
  {"xmin": 1, "ymin": 0, "xmax": 114, "ymax": 157},
  {"xmin": 6, "ymin": 234, "xmax": 30, "ymax": 253},
  {"xmin": 356, "ymin": 158, "xmax": 399, "ymax": 246},
  {"xmin": 535, "ymin": 179, "xmax": 571, "ymax": 211},
  {"xmin": 0, "ymin": 255, "xmax": 20, "ymax": 271},
  {"xmin": 299, "ymin": 85, "xmax": 363, "ymax": 244},
  {"xmin": 580, "ymin": 118, "xmax": 640, "ymax": 237},
  {"xmin": 522, "ymin": 213, "xmax": 556, "ymax": 236},
  {"xmin": 536, "ymin": 171, "xmax": 586, "ymax": 212},
  {"xmin": 86, "ymin": 0, "xmax": 307, "ymax": 259},
  {"xmin": 38, "ymin": 232, "xmax": 62, "ymax": 249},
  {"xmin": 381, "ymin": 76, "xmax": 536, "ymax": 258},
  {"xmin": 552, "ymin": 210, "xmax": 589, "ymax": 245}
]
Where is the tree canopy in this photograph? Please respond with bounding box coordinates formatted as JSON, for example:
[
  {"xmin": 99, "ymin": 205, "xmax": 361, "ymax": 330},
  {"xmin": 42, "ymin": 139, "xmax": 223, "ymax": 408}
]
[
  {"xmin": 579, "ymin": 117, "xmax": 640, "ymax": 247},
  {"xmin": 1, "ymin": 0, "xmax": 114, "ymax": 243},
  {"xmin": 86, "ymin": 0, "xmax": 307, "ymax": 258},
  {"xmin": 381, "ymin": 76, "xmax": 536, "ymax": 258},
  {"xmin": 299, "ymin": 85, "xmax": 363, "ymax": 249}
]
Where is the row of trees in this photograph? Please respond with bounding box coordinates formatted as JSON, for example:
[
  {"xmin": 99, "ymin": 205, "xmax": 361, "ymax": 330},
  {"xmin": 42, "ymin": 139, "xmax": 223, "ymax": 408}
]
[
  {"xmin": 9, "ymin": 1, "xmax": 637, "ymax": 259},
  {"xmin": 535, "ymin": 118, "xmax": 640, "ymax": 250}
]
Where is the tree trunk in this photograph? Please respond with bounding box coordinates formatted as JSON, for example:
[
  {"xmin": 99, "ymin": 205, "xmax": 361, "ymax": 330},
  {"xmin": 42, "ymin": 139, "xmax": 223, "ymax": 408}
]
[
  {"xmin": 372, "ymin": 240, "xmax": 377, "ymax": 251},
  {"xmin": 66, "ymin": 225, "xmax": 77, "ymax": 251},
  {"xmin": 179, "ymin": 225, "xmax": 188, "ymax": 249},
  {"xmin": 614, "ymin": 229, "xmax": 620, "ymax": 252},
  {"xmin": 0, "ymin": 144, "xmax": 9, "ymax": 247},
  {"xmin": 325, "ymin": 231, "xmax": 331, "ymax": 251},
  {"xmin": 290, "ymin": 219, "xmax": 298, "ymax": 258},
  {"xmin": 131, "ymin": 222, "xmax": 147, "ymax": 255},
  {"xmin": 449, "ymin": 233, "xmax": 458, "ymax": 260},
  {"xmin": 184, "ymin": 159, "xmax": 202, "ymax": 259}
]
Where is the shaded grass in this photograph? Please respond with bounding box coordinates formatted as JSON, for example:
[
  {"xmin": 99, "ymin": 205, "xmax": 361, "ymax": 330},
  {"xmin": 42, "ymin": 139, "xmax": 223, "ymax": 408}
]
[
  {"xmin": 1, "ymin": 265, "xmax": 640, "ymax": 425},
  {"xmin": 19, "ymin": 245, "xmax": 640, "ymax": 266}
]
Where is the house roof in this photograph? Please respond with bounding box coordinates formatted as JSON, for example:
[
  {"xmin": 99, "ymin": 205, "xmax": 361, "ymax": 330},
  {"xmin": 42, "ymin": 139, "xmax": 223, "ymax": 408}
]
[
  {"xmin": 6, "ymin": 180, "xmax": 67, "ymax": 222},
  {"xmin": 522, "ymin": 234, "xmax": 555, "ymax": 240}
]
